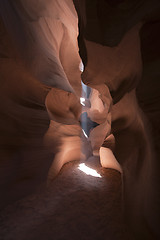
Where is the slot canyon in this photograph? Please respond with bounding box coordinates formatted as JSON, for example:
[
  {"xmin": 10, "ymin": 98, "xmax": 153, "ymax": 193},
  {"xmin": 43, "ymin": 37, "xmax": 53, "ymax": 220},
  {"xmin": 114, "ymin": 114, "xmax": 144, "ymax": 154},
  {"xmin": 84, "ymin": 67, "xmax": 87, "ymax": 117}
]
[{"xmin": 0, "ymin": 0, "xmax": 160, "ymax": 239}]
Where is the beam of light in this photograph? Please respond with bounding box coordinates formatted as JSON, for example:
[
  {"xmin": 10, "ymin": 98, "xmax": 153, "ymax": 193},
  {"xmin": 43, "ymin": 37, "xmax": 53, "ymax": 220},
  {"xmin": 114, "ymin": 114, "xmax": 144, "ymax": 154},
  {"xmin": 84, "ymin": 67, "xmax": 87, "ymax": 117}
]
[
  {"xmin": 81, "ymin": 79, "xmax": 89, "ymax": 139},
  {"xmin": 80, "ymin": 97, "xmax": 85, "ymax": 106},
  {"xmin": 81, "ymin": 81, "xmax": 87, "ymax": 98},
  {"xmin": 78, "ymin": 163, "xmax": 102, "ymax": 178},
  {"xmin": 82, "ymin": 129, "xmax": 88, "ymax": 138}
]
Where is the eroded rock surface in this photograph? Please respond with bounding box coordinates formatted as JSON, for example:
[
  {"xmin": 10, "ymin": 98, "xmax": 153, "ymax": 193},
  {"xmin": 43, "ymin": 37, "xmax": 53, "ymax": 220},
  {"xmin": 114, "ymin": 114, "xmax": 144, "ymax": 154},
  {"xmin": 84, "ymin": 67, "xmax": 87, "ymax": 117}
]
[{"xmin": 0, "ymin": 1, "xmax": 160, "ymax": 240}]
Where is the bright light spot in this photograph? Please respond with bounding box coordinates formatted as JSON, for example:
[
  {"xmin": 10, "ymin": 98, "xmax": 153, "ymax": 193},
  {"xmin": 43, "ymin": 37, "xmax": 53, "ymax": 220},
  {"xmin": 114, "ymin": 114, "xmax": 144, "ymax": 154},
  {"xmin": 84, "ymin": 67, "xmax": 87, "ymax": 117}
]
[
  {"xmin": 82, "ymin": 129, "xmax": 88, "ymax": 138},
  {"xmin": 80, "ymin": 97, "xmax": 85, "ymax": 106},
  {"xmin": 79, "ymin": 61, "xmax": 84, "ymax": 72},
  {"xmin": 78, "ymin": 163, "xmax": 102, "ymax": 178}
]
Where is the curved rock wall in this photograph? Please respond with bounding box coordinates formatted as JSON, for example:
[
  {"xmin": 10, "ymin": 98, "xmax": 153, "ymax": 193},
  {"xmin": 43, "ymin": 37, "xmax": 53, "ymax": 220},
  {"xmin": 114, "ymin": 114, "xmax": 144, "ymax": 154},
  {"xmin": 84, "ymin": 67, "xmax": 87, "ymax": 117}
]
[
  {"xmin": 0, "ymin": 1, "xmax": 160, "ymax": 239},
  {"xmin": 74, "ymin": 0, "xmax": 160, "ymax": 239}
]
